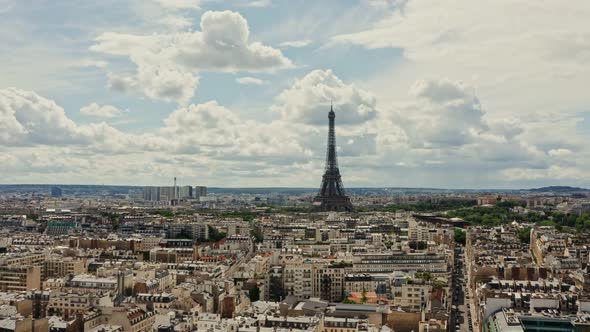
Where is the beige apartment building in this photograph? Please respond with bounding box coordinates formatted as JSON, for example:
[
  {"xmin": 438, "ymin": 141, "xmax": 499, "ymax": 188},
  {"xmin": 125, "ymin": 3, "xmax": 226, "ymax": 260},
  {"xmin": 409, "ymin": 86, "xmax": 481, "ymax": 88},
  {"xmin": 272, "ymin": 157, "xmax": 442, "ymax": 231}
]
[
  {"xmin": 45, "ymin": 257, "xmax": 85, "ymax": 278},
  {"xmin": 0, "ymin": 266, "xmax": 41, "ymax": 292}
]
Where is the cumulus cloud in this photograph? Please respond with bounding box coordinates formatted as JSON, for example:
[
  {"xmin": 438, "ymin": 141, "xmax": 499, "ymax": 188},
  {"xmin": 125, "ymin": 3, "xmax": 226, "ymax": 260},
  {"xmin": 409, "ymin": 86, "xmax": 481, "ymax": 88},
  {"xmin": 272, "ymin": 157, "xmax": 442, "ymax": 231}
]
[
  {"xmin": 236, "ymin": 76, "xmax": 266, "ymax": 85},
  {"xmin": 160, "ymin": 101, "xmax": 312, "ymax": 159},
  {"xmin": 272, "ymin": 69, "xmax": 377, "ymax": 126},
  {"xmin": 163, "ymin": 101, "xmax": 239, "ymax": 147},
  {"xmin": 80, "ymin": 103, "xmax": 122, "ymax": 118},
  {"xmin": 137, "ymin": 64, "xmax": 199, "ymax": 104},
  {"xmin": 334, "ymin": 0, "xmax": 590, "ymax": 119},
  {"xmin": 159, "ymin": 15, "xmax": 193, "ymax": 30},
  {"xmin": 106, "ymin": 73, "xmax": 137, "ymax": 93},
  {"xmin": 2, "ymin": 71, "xmax": 587, "ymax": 187},
  {"xmin": 381, "ymin": 79, "xmax": 542, "ymax": 167},
  {"xmin": 92, "ymin": 10, "xmax": 293, "ymax": 103},
  {"xmin": 0, "ymin": 88, "xmax": 90, "ymax": 146},
  {"xmin": 106, "ymin": 66, "xmax": 198, "ymax": 105},
  {"xmin": 0, "ymin": 88, "xmax": 148, "ymax": 154},
  {"xmin": 329, "ymin": 0, "xmax": 590, "ymax": 186},
  {"xmin": 394, "ymin": 79, "xmax": 487, "ymax": 148}
]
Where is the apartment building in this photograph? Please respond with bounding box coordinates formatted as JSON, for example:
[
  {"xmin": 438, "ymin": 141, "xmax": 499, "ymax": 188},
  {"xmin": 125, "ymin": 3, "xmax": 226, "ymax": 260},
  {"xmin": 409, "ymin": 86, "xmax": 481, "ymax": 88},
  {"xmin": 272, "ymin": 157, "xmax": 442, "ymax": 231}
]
[
  {"xmin": 46, "ymin": 291, "xmax": 93, "ymax": 320},
  {"xmin": 344, "ymin": 274, "xmax": 391, "ymax": 295},
  {"xmin": 314, "ymin": 263, "xmax": 348, "ymax": 302},
  {"xmin": 284, "ymin": 261, "xmax": 314, "ymax": 300},
  {"xmin": 392, "ymin": 282, "xmax": 432, "ymax": 310},
  {"xmin": 45, "ymin": 257, "xmax": 85, "ymax": 278},
  {"xmin": 0, "ymin": 266, "xmax": 41, "ymax": 292},
  {"xmin": 353, "ymin": 252, "xmax": 447, "ymax": 273}
]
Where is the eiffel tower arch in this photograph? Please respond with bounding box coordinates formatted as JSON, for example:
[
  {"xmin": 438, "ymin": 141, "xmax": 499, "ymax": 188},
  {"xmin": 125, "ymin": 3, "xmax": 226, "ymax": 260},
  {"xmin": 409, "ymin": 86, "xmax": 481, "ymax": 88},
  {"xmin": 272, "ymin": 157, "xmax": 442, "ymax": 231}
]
[{"xmin": 313, "ymin": 105, "xmax": 353, "ymax": 212}]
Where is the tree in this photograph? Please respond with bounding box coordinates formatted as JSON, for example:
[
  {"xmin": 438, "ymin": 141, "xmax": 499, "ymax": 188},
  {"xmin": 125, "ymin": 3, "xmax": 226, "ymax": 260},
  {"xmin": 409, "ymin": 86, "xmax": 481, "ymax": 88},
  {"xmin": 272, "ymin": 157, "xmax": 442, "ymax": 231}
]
[
  {"xmin": 538, "ymin": 220, "xmax": 557, "ymax": 227},
  {"xmin": 361, "ymin": 288, "xmax": 367, "ymax": 303},
  {"xmin": 153, "ymin": 209, "xmax": 174, "ymax": 217},
  {"xmin": 454, "ymin": 228, "xmax": 466, "ymax": 245},
  {"xmin": 517, "ymin": 227, "xmax": 531, "ymax": 244},
  {"xmin": 342, "ymin": 298, "xmax": 357, "ymax": 304},
  {"xmin": 249, "ymin": 286, "xmax": 260, "ymax": 302},
  {"xmin": 208, "ymin": 225, "xmax": 226, "ymax": 242},
  {"xmin": 416, "ymin": 272, "xmax": 433, "ymax": 281},
  {"xmin": 434, "ymin": 280, "xmax": 446, "ymax": 289}
]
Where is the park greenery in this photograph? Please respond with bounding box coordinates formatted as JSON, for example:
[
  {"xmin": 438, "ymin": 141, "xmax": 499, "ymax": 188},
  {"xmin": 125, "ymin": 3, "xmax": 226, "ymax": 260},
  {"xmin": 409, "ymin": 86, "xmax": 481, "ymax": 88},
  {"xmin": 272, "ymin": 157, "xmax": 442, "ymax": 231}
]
[
  {"xmin": 445, "ymin": 204, "xmax": 523, "ymax": 226},
  {"xmin": 444, "ymin": 200, "xmax": 590, "ymax": 233},
  {"xmin": 361, "ymin": 199, "xmax": 477, "ymax": 213}
]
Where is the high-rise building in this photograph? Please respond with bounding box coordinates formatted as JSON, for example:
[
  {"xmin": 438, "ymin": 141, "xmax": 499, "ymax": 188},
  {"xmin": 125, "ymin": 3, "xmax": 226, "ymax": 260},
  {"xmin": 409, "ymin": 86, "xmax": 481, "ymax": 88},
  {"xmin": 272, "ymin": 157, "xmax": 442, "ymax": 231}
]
[
  {"xmin": 177, "ymin": 186, "xmax": 193, "ymax": 200},
  {"xmin": 142, "ymin": 186, "xmax": 160, "ymax": 201},
  {"xmin": 313, "ymin": 105, "xmax": 353, "ymax": 212},
  {"xmin": 195, "ymin": 186, "xmax": 207, "ymax": 199},
  {"xmin": 159, "ymin": 186, "xmax": 176, "ymax": 201},
  {"xmin": 142, "ymin": 185, "xmax": 194, "ymax": 202}
]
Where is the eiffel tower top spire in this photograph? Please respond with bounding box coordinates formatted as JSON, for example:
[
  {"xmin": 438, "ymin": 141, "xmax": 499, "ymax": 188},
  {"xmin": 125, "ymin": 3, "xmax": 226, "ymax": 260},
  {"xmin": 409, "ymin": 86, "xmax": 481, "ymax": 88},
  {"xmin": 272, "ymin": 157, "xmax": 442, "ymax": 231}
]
[{"xmin": 313, "ymin": 104, "xmax": 353, "ymax": 212}]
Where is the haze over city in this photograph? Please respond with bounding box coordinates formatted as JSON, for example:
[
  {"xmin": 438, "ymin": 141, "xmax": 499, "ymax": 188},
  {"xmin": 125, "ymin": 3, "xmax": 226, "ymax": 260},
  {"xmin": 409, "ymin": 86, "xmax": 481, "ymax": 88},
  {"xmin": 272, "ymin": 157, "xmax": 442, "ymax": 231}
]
[{"xmin": 2, "ymin": 0, "xmax": 589, "ymax": 188}]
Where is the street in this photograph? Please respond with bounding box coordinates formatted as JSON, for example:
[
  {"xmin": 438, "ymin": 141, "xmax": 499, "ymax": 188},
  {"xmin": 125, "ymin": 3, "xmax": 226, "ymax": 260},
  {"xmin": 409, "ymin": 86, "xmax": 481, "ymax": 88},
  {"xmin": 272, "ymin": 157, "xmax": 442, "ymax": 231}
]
[{"xmin": 450, "ymin": 246, "xmax": 473, "ymax": 332}]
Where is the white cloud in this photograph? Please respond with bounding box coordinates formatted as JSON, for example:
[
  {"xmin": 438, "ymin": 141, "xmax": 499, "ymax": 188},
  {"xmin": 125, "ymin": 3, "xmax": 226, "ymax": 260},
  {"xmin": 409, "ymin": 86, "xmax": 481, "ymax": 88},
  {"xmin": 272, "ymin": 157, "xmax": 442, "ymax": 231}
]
[
  {"xmin": 154, "ymin": 100, "xmax": 316, "ymax": 164},
  {"xmin": 2, "ymin": 69, "xmax": 589, "ymax": 187},
  {"xmin": 106, "ymin": 65, "xmax": 198, "ymax": 105},
  {"xmin": 92, "ymin": 10, "xmax": 293, "ymax": 103},
  {"xmin": 236, "ymin": 77, "xmax": 266, "ymax": 85},
  {"xmin": 0, "ymin": 88, "xmax": 88, "ymax": 146},
  {"xmin": 335, "ymin": 0, "xmax": 590, "ymax": 120},
  {"xmin": 272, "ymin": 69, "xmax": 377, "ymax": 126},
  {"xmin": 158, "ymin": 15, "xmax": 193, "ymax": 30},
  {"xmin": 395, "ymin": 79, "xmax": 487, "ymax": 148},
  {"xmin": 135, "ymin": 63, "xmax": 199, "ymax": 105},
  {"xmin": 279, "ymin": 39, "xmax": 312, "ymax": 49},
  {"xmin": 239, "ymin": 0, "xmax": 273, "ymax": 8},
  {"xmin": 548, "ymin": 148, "xmax": 573, "ymax": 158},
  {"xmin": 80, "ymin": 103, "xmax": 122, "ymax": 118},
  {"xmin": 152, "ymin": 0, "xmax": 201, "ymax": 11},
  {"xmin": 0, "ymin": 88, "xmax": 131, "ymax": 150},
  {"xmin": 106, "ymin": 73, "xmax": 139, "ymax": 94}
]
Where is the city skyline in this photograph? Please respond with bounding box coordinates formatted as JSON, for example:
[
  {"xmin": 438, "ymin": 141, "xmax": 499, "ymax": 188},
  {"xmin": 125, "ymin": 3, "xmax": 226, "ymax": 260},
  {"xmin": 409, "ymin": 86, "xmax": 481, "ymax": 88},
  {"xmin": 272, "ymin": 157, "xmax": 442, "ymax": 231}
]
[{"xmin": 2, "ymin": 0, "xmax": 590, "ymax": 188}]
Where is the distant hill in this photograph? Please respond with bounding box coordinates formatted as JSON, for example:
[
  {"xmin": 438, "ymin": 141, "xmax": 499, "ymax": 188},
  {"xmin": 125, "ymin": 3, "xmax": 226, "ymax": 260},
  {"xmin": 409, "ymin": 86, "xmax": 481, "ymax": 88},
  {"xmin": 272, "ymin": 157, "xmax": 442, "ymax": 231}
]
[{"xmin": 529, "ymin": 186, "xmax": 589, "ymax": 193}]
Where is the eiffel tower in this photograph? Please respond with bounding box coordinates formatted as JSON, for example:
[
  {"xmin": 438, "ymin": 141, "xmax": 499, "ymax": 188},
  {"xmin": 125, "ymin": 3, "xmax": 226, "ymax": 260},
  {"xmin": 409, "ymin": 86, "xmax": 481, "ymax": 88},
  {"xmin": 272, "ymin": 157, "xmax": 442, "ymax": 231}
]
[{"xmin": 313, "ymin": 104, "xmax": 353, "ymax": 212}]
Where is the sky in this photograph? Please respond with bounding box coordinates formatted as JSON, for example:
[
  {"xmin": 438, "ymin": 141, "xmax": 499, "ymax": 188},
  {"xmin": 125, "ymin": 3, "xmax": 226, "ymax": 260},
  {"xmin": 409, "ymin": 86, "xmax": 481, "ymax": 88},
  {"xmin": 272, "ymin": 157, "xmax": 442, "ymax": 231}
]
[{"xmin": 1, "ymin": 0, "xmax": 590, "ymax": 189}]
